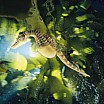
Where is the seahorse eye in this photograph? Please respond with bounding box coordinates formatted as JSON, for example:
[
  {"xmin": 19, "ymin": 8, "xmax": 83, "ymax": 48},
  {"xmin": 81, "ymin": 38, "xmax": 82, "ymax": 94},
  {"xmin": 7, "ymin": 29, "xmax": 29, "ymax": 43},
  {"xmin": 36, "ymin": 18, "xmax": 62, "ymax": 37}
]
[
  {"xmin": 19, "ymin": 32, "xmax": 24, "ymax": 34},
  {"xmin": 19, "ymin": 32, "xmax": 25, "ymax": 36},
  {"xmin": 18, "ymin": 32, "xmax": 26, "ymax": 40},
  {"xmin": 17, "ymin": 34, "xmax": 23, "ymax": 41}
]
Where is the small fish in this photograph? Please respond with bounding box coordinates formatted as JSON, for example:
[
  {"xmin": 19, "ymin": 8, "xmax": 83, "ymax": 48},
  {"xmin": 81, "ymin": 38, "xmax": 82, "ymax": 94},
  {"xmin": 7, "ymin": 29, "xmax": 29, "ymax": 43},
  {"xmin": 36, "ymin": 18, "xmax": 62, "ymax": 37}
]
[{"xmin": 11, "ymin": 30, "xmax": 90, "ymax": 77}]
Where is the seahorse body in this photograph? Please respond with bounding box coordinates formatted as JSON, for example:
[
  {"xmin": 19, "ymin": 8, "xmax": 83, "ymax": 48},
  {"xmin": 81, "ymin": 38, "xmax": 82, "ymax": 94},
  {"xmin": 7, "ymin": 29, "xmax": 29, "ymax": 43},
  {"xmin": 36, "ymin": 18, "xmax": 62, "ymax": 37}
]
[
  {"xmin": 11, "ymin": 30, "xmax": 90, "ymax": 77},
  {"xmin": 26, "ymin": 30, "xmax": 57, "ymax": 58}
]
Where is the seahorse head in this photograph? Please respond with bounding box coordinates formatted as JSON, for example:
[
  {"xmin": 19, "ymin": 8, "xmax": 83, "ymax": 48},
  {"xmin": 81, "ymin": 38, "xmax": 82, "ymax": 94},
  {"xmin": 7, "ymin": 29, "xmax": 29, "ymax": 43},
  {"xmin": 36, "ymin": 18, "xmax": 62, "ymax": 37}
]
[{"xmin": 11, "ymin": 32, "xmax": 29, "ymax": 48}]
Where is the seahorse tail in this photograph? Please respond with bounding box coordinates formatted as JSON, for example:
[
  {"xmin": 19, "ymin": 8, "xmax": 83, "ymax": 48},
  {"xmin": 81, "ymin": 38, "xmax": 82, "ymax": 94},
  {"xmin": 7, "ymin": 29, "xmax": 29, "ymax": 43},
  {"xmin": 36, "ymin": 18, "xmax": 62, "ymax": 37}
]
[{"xmin": 56, "ymin": 50, "xmax": 90, "ymax": 77}]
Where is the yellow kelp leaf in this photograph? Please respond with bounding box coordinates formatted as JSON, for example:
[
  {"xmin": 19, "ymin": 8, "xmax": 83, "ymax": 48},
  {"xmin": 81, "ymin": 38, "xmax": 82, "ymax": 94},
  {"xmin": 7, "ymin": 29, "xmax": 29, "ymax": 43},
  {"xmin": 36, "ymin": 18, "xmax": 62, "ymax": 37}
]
[
  {"xmin": 76, "ymin": 14, "xmax": 95, "ymax": 22},
  {"xmin": 0, "ymin": 18, "xmax": 8, "ymax": 36},
  {"xmin": 5, "ymin": 52, "xmax": 27, "ymax": 70},
  {"xmin": 26, "ymin": 64, "xmax": 35, "ymax": 70},
  {"xmin": 83, "ymin": 47, "xmax": 94, "ymax": 54},
  {"xmin": 29, "ymin": 57, "xmax": 42, "ymax": 68},
  {"xmin": 48, "ymin": 21, "xmax": 54, "ymax": 30},
  {"xmin": 34, "ymin": 53, "xmax": 48, "ymax": 66},
  {"xmin": 28, "ymin": 52, "xmax": 48, "ymax": 69},
  {"xmin": 0, "ymin": 67, "xmax": 6, "ymax": 72},
  {"xmin": 0, "ymin": 73, "xmax": 8, "ymax": 81}
]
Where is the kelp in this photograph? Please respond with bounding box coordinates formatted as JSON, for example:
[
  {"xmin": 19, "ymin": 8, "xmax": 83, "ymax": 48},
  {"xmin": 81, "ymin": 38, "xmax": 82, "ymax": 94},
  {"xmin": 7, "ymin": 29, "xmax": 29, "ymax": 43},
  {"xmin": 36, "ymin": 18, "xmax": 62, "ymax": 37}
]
[
  {"xmin": 0, "ymin": 69, "xmax": 40, "ymax": 104},
  {"xmin": 0, "ymin": 0, "xmax": 104, "ymax": 104}
]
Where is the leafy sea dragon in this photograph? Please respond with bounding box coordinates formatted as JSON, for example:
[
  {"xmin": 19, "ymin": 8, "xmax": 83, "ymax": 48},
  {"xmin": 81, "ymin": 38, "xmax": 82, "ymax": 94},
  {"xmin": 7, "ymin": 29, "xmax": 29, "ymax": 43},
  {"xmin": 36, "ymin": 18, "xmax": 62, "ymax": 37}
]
[{"xmin": 11, "ymin": 29, "xmax": 90, "ymax": 77}]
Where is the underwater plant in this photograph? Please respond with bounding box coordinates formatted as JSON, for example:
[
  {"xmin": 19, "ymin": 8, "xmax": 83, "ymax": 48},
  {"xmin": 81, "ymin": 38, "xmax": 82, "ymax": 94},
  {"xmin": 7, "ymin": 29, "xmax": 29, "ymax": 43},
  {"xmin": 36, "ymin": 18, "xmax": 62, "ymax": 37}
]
[{"xmin": 0, "ymin": 0, "xmax": 104, "ymax": 104}]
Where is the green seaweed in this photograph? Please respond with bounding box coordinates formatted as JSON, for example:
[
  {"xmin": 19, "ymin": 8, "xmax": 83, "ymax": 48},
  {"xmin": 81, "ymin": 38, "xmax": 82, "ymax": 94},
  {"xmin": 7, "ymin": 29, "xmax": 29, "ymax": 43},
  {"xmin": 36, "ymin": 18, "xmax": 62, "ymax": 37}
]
[{"xmin": 0, "ymin": 0, "xmax": 104, "ymax": 104}]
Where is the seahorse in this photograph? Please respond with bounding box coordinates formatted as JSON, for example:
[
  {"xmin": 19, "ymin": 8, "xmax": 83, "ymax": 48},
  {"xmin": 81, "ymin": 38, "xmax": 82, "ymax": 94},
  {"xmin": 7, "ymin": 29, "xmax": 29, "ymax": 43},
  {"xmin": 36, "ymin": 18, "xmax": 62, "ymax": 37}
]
[{"xmin": 11, "ymin": 30, "xmax": 90, "ymax": 77}]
